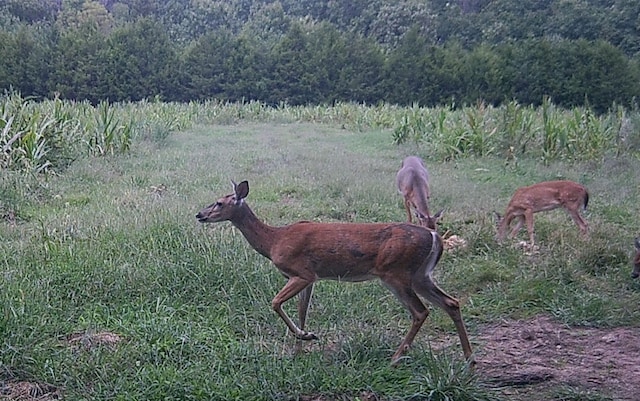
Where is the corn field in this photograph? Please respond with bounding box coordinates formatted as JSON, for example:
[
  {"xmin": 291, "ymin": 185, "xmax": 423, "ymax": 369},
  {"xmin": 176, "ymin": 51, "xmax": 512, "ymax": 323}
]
[{"xmin": 1, "ymin": 91, "xmax": 639, "ymax": 175}]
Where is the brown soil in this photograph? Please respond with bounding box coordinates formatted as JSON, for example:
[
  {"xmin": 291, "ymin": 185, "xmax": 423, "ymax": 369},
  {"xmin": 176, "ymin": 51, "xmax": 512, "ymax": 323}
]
[
  {"xmin": 0, "ymin": 381, "xmax": 60, "ymax": 400},
  {"xmin": 66, "ymin": 330, "xmax": 123, "ymax": 352},
  {"xmin": 476, "ymin": 315, "xmax": 640, "ymax": 400}
]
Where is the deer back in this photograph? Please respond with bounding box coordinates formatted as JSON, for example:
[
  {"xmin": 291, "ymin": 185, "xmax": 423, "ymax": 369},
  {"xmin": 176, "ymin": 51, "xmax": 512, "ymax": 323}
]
[
  {"xmin": 506, "ymin": 180, "xmax": 588, "ymax": 214},
  {"xmin": 396, "ymin": 156, "xmax": 431, "ymax": 219},
  {"xmin": 270, "ymin": 221, "xmax": 440, "ymax": 281}
]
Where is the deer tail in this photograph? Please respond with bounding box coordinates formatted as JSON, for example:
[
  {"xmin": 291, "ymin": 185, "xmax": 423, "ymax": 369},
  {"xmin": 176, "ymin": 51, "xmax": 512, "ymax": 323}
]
[{"xmin": 583, "ymin": 191, "xmax": 589, "ymax": 210}]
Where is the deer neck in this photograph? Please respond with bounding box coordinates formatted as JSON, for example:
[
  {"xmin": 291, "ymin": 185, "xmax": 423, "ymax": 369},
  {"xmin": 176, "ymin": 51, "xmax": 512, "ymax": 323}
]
[{"xmin": 230, "ymin": 203, "xmax": 278, "ymax": 260}]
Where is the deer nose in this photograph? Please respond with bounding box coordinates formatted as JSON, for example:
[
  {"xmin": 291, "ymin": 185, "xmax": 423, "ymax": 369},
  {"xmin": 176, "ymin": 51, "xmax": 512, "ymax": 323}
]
[{"xmin": 632, "ymin": 271, "xmax": 639, "ymax": 279}]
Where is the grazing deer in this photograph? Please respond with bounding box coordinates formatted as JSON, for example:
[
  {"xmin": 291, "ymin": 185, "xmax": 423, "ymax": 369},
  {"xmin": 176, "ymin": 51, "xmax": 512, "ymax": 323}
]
[
  {"xmin": 396, "ymin": 156, "xmax": 442, "ymax": 230},
  {"xmin": 196, "ymin": 180, "xmax": 473, "ymax": 365},
  {"xmin": 632, "ymin": 238, "xmax": 640, "ymax": 279},
  {"xmin": 495, "ymin": 180, "xmax": 589, "ymax": 246}
]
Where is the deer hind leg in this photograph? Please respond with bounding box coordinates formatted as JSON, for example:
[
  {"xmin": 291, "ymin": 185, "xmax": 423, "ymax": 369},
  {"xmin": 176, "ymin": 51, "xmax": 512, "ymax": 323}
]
[
  {"xmin": 413, "ymin": 276, "xmax": 474, "ymax": 363},
  {"xmin": 271, "ymin": 276, "xmax": 317, "ymax": 341},
  {"xmin": 410, "ymin": 233, "xmax": 473, "ymax": 362},
  {"xmin": 567, "ymin": 208, "xmax": 589, "ymax": 236},
  {"xmin": 381, "ymin": 279, "xmax": 430, "ymax": 365}
]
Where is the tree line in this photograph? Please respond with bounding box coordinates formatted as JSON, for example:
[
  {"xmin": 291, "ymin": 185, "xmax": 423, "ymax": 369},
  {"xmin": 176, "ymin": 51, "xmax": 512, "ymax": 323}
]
[
  {"xmin": 1, "ymin": 1, "xmax": 639, "ymax": 112},
  {"xmin": 5, "ymin": 1, "xmax": 640, "ymax": 57}
]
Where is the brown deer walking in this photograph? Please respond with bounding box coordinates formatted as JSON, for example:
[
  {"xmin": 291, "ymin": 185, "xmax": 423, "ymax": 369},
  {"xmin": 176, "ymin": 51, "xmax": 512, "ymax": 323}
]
[
  {"xmin": 495, "ymin": 180, "xmax": 589, "ymax": 247},
  {"xmin": 196, "ymin": 180, "xmax": 473, "ymax": 364},
  {"xmin": 632, "ymin": 238, "xmax": 640, "ymax": 279},
  {"xmin": 396, "ymin": 156, "xmax": 442, "ymax": 230}
]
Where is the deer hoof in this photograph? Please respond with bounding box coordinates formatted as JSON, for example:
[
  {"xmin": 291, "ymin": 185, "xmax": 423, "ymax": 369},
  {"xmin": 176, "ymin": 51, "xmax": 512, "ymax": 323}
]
[
  {"xmin": 390, "ymin": 354, "xmax": 408, "ymax": 367},
  {"xmin": 297, "ymin": 332, "xmax": 318, "ymax": 341}
]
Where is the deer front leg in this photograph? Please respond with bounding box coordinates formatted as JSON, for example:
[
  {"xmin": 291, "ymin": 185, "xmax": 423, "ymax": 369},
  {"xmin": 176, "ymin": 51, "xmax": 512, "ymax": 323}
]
[
  {"xmin": 508, "ymin": 215, "xmax": 524, "ymax": 238},
  {"xmin": 297, "ymin": 284, "xmax": 314, "ymax": 332},
  {"xmin": 404, "ymin": 198, "xmax": 413, "ymax": 223},
  {"xmin": 272, "ymin": 276, "xmax": 318, "ymax": 341},
  {"xmin": 524, "ymin": 209, "xmax": 535, "ymax": 246},
  {"xmin": 294, "ymin": 284, "xmax": 315, "ymax": 355}
]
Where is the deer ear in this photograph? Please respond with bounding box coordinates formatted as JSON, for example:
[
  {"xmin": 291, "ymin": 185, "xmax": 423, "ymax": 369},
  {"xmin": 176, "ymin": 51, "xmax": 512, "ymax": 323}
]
[
  {"xmin": 235, "ymin": 180, "xmax": 249, "ymax": 201},
  {"xmin": 635, "ymin": 237, "xmax": 640, "ymax": 250}
]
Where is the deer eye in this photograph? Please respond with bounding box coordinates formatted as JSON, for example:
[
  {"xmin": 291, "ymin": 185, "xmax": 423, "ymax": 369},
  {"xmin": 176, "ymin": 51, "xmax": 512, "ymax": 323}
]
[{"xmin": 207, "ymin": 201, "xmax": 222, "ymax": 210}]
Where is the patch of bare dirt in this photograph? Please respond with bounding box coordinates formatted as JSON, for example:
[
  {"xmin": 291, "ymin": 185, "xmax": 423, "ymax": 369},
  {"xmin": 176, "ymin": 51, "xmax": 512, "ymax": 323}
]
[
  {"xmin": 66, "ymin": 330, "xmax": 123, "ymax": 351},
  {"xmin": 476, "ymin": 315, "xmax": 640, "ymax": 400},
  {"xmin": 0, "ymin": 381, "xmax": 60, "ymax": 400}
]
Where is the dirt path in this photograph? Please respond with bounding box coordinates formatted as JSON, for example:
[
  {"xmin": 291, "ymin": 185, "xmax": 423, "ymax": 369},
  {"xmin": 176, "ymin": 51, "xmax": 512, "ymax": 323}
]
[{"xmin": 476, "ymin": 315, "xmax": 640, "ymax": 400}]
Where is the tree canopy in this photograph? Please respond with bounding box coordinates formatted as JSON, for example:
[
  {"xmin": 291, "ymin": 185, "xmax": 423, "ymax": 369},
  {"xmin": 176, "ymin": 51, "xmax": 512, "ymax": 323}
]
[{"xmin": 1, "ymin": 0, "xmax": 639, "ymax": 111}]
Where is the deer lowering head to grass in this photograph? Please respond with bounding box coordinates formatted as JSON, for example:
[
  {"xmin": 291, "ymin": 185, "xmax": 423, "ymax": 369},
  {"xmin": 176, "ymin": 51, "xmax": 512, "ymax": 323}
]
[
  {"xmin": 196, "ymin": 180, "xmax": 473, "ymax": 365},
  {"xmin": 396, "ymin": 156, "xmax": 442, "ymax": 230},
  {"xmin": 632, "ymin": 238, "xmax": 640, "ymax": 279},
  {"xmin": 495, "ymin": 180, "xmax": 589, "ymax": 247}
]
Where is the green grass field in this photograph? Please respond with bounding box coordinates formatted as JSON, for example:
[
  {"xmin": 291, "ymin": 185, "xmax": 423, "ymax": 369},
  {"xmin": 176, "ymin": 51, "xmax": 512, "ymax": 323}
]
[{"xmin": 2, "ymin": 122, "xmax": 640, "ymax": 400}]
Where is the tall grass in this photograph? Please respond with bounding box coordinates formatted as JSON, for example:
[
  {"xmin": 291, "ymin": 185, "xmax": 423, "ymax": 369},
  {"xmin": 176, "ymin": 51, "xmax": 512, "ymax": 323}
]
[
  {"xmin": 86, "ymin": 101, "xmax": 132, "ymax": 156},
  {"xmin": 2, "ymin": 117, "xmax": 640, "ymax": 400},
  {"xmin": 0, "ymin": 93, "xmax": 80, "ymax": 173},
  {"xmin": 0, "ymin": 127, "xmax": 496, "ymax": 399},
  {"xmin": 391, "ymin": 98, "xmax": 638, "ymax": 162},
  {"xmin": 2, "ymin": 93, "xmax": 640, "ymax": 399},
  {"xmin": 3, "ymin": 93, "xmax": 639, "ymax": 176}
]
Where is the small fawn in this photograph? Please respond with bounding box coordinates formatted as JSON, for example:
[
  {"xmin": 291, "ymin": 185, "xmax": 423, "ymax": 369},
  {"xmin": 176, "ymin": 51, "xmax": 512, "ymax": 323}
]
[{"xmin": 495, "ymin": 180, "xmax": 589, "ymax": 246}]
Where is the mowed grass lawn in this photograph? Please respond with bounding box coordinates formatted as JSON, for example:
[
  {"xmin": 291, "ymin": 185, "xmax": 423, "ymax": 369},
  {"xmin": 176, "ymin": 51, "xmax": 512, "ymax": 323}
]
[{"xmin": 2, "ymin": 122, "xmax": 640, "ymax": 400}]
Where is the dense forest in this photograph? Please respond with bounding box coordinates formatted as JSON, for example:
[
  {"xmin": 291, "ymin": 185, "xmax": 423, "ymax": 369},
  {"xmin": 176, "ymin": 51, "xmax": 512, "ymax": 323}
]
[{"xmin": 1, "ymin": 0, "xmax": 640, "ymax": 112}]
